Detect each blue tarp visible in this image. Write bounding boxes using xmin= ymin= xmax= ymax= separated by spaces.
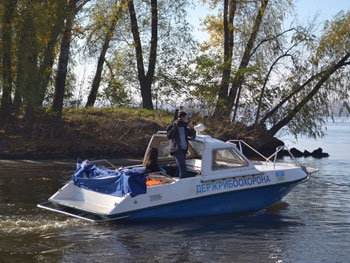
xmin=72 ymin=159 xmax=147 ymax=197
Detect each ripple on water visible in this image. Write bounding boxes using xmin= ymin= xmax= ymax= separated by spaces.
xmin=0 ymin=215 xmax=86 ymax=235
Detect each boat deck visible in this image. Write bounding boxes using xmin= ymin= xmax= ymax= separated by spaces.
xmin=253 ymin=161 xmax=298 ymax=171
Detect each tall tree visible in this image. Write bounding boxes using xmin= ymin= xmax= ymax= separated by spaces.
xmin=198 ymin=1 xmax=350 ymax=137
xmin=52 ymin=0 xmax=90 ymax=119
xmin=93 ymin=0 xmax=194 ymax=109
xmin=214 ymin=0 xmax=236 ymax=121
xmin=127 ymin=0 xmax=158 ymax=109
xmin=213 ymin=0 xmax=269 ymax=121
xmin=16 ymin=2 xmax=40 ymax=122
xmin=264 ymin=11 xmax=350 ymax=136
xmin=37 ymin=0 xmax=67 ymax=106
xmin=267 ymin=53 xmax=350 ymax=136
xmin=0 ymin=0 xmax=17 ymax=121
xmin=1 ymin=0 xmax=68 ymax=122
xmin=85 ymin=0 xmax=129 ymax=107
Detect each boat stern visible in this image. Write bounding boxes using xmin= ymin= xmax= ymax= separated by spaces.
xmin=38 ymin=180 xmax=127 ymax=222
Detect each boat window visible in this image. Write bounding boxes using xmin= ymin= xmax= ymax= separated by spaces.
xmin=212 ymin=148 xmax=248 ymax=170
xmin=158 ymin=141 xmax=172 ymax=158
xmin=158 ymin=140 xmax=201 ymax=159
xmin=188 ymin=140 xmax=204 ymax=156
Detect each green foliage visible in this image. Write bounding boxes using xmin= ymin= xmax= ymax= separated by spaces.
xmin=0 ymin=0 xmax=68 ymax=119
xmin=1 ymin=0 xmax=349 ymax=140
xmin=62 ymin=107 xmax=172 ymax=125
xmin=101 ymin=78 xmax=131 ymax=107
xmin=316 ymin=11 xmax=350 ymax=61
xmin=191 ymin=1 xmax=350 ymax=138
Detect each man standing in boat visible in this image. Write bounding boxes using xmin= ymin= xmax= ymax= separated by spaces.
xmin=167 ymin=109 xmax=196 ymax=178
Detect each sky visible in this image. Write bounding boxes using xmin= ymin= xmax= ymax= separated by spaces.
xmin=188 ymin=0 xmax=350 ymax=41
xmin=295 ymin=0 xmax=349 ymax=23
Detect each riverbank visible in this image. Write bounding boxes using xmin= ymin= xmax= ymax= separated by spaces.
xmin=0 ymin=108 xmax=169 ymax=161
xmin=1 ymin=108 xmax=327 ymax=164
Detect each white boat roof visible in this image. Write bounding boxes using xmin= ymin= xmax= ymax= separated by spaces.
xmin=151 ymin=131 xmax=260 ymax=180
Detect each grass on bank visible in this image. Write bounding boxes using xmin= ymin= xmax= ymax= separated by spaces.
xmin=0 ymin=108 xmax=174 ymax=160
xmin=0 ymin=107 xmax=282 ymax=160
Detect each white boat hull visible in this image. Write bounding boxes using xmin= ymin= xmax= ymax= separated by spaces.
xmin=39 ymin=163 xmax=310 ymax=222
xmin=38 ymin=132 xmax=316 ymax=222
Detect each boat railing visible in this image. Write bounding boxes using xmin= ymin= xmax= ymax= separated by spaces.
xmin=227 ymin=140 xmax=302 ymax=169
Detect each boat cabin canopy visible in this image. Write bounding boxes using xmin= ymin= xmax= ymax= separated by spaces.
xmin=144 ymin=132 xmax=260 ymax=180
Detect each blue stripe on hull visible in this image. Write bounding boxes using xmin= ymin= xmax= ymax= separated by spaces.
xmin=113 ymin=181 xmax=300 ymax=221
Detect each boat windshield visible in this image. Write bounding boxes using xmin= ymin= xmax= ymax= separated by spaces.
xmin=157 ymin=140 xmax=204 ymax=159
xmin=158 ymin=141 xmax=172 ymax=158
xmin=188 ymin=140 xmax=204 ymax=156
xmin=212 ymin=148 xmax=248 ymax=170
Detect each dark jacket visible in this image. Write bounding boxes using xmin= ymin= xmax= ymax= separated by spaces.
xmin=167 ymin=121 xmax=196 ymax=155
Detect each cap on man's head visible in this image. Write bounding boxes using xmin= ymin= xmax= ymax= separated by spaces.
xmin=178 ymin=111 xmax=187 ymax=118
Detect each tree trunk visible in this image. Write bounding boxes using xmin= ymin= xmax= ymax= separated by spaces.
xmin=37 ymin=2 xmax=66 ymax=106
xmin=85 ymin=0 xmax=128 ymax=107
xmin=85 ymin=26 xmax=115 ymax=107
xmin=52 ymin=11 xmax=74 ymax=118
xmin=214 ymin=0 xmax=269 ymax=122
xmin=52 ymin=0 xmax=89 ymax=118
xmin=268 ymin=53 xmax=350 ymax=136
xmin=214 ymin=0 xmax=236 ymax=120
xmin=15 ymin=6 xmax=39 ymax=123
xmin=128 ymin=0 xmax=158 ymax=110
xmin=230 ymin=0 xmax=268 ymax=122
xmin=0 ymin=0 xmax=17 ymax=121
xmin=254 ymin=54 xmax=292 ymax=126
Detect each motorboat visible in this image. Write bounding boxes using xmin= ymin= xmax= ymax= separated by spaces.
xmin=38 ymin=127 xmax=317 ymax=223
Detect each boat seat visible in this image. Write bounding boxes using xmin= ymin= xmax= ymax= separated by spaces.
xmin=145 ymin=172 xmax=176 ymax=187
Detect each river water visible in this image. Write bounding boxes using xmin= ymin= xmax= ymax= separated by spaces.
xmin=1 ymin=119 xmax=350 ymax=263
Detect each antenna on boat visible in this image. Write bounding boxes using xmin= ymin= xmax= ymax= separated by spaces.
xmin=194 ymin=123 xmax=205 ymax=135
